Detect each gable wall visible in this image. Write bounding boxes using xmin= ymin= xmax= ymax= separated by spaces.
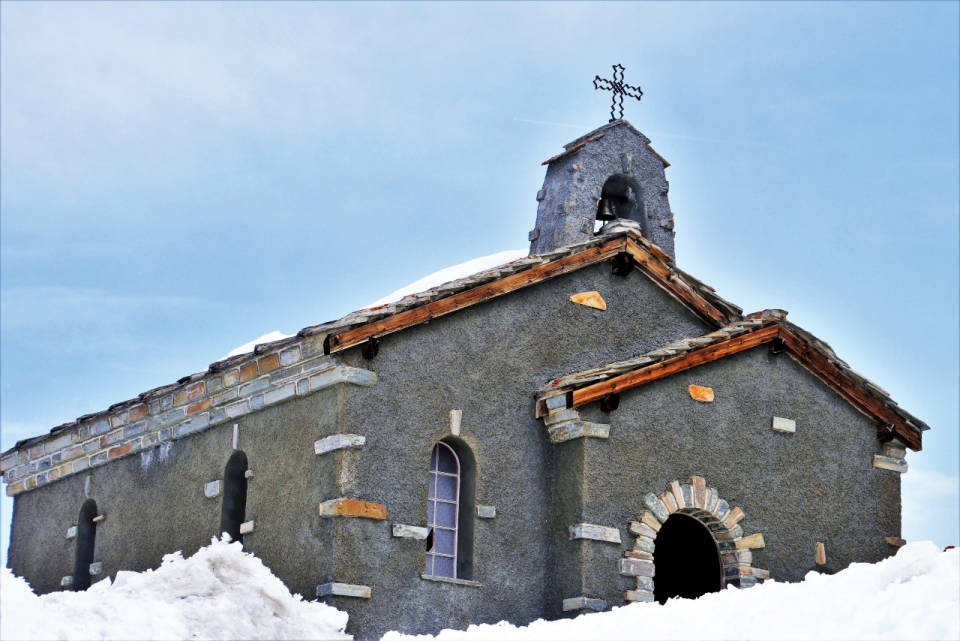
xmin=573 ymin=345 xmax=901 ymax=603
xmin=328 ymin=260 xmax=711 ymax=637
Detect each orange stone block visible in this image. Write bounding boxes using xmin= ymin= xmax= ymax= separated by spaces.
xmin=108 ymin=443 xmax=135 ymax=459
xmin=336 ymin=499 xmax=388 ymax=520
xmin=185 ymin=381 xmax=205 ymax=401
xmin=569 ymin=291 xmax=607 ymax=310
xmin=187 ymin=398 xmax=212 ymax=415
xmin=128 ymin=404 xmax=148 ymax=421
xmin=258 ymin=354 xmax=280 ymax=374
xmin=239 ymin=362 xmax=259 ymax=382
xmin=688 ymin=385 xmax=714 ymax=402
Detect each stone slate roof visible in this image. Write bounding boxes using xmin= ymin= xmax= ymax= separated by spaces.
xmin=537 ymin=311 xmax=928 ymax=450
xmin=3 ymin=226 xmax=740 ymax=459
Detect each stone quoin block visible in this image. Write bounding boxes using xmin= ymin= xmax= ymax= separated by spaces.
xmin=476 ymin=505 xmax=496 ymax=519
xmin=61 ymin=576 xmax=73 ymax=587
xmin=569 ymin=523 xmax=621 ymax=543
xmin=688 ymin=385 xmax=714 ymax=402
xmin=66 ymin=526 xmax=77 ymax=539
xmin=239 ymin=520 xmax=255 ymax=535
xmin=318 ymin=498 xmax=387 ymax=520
xmin=89 ymin=562 xmax=102 ymax=575
xmin=204 ymin=480 xmax=222 ymax=498
xmin=547 ymin=421 xmax=609 ymax=443
xmin=562 ymin=596 xmax=607 ymax=612
xmin=753 ymin=568 xmax=771 ymax=580
xmin=873 ymin=455 xmax=908 ymax=473
xmin=316 ymin=582 xmax=371 ymax=599
xmin=314 ymin=434 xmax=366 ymax=456
xmin=543 ymin=407 xmax=579 ymax=426
xmin=772 ymin=416 xmax=796 ymax=433
xmin=543 ymin=395 xmax=567 ymax=412
xmin=392 ymin=524 xmax=429 ymax=539
xmin=309 ymin=365 xmax=377 ymax=392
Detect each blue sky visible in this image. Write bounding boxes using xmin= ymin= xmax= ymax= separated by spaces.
xmin=2 ymin=2 xmax=957 ymax=562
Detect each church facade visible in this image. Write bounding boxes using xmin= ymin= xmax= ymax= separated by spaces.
xmin=3 ymin=120 xmax=926 ymax=639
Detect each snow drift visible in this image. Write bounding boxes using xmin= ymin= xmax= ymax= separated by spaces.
xmin=384 ymin=542 xmax=959 ymax=641
xmin=0 ymin=536 xmax=350 ymax=641
xmin=2 ymin=540 xmax=956 ymax=641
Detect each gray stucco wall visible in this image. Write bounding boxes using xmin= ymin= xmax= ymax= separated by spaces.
xmin=573 ymin=345 xmax=901 ymax=604
xmin=7 ymin=256 xmax=900 ymax=640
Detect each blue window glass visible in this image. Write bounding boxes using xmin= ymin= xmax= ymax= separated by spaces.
xmin=426 ymin=442 xmax=460 ymax=578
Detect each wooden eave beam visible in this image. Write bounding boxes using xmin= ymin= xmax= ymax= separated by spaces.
xmin=571 ymin=325 xmax=779 ymax=408
xmin=326 ymin=238 xmax=629 ymax=354
xmin=623 ymin=243 xmax=730 ymax=326
xmin=776 ymin=327 xmax=921 ymax=451
xmin=568 ymin=323 xmax=921 ymax=451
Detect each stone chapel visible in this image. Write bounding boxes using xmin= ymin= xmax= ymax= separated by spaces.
xmin=3 ymin=118 xmax=928 ymax=639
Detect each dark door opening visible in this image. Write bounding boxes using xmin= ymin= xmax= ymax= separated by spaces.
xmin=220 ymin=450 xmax=248 ymax=544
xmin=72 ymin=499 xmax=98 ymax=591
xmin=653 ymin=512 xmax=722 ymax=604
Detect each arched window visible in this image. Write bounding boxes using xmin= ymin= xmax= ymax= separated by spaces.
xmin=426 ymin=439 xmax=475 ymax=580
xmin=595 ymin=174 xmax=647 ymax=235
xmin=220 ymin=450 xmax=248 ymax=544
xmin=72 ymin=499 xmax=98 ymax=591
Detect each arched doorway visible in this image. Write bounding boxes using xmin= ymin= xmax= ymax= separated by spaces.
xmin=653 ymin=512 xmax=722 ymax=604
xmin=220 ymin=450 xmax=248 ymax=544
xmin=72 ymin=499 xmax=98 ymax=591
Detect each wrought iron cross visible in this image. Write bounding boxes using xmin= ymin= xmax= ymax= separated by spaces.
xmin=593 ymin=64 xmax=643 ymax=122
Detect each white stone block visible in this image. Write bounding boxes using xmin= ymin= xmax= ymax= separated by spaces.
xmin=563 ymin=596 xmax=607 ymax=611
xmin=239 ymin=520 xmax=255 ymax=534
xmin=569 ymin=523 xmax=621 ymax=543
xmin=61 ymin=576 xmax=73 ymax=587
xmin=449 ymin=409 xmax=462 ymax=436
xmin=314 ymin=434 xmax=366 ymax=456
xmin=392 ymin=523 xmax=429 ymax=539
xmin=204 ymin=480 xmax=222 ymax=498
xmin=476 ymin=505 xmax=496 ymax=519
xmin=873 ymin=455 xmax=908 ymax=473
xmin=772 ymin=417 xmax=796 ymax=433
xmin=89 ymin=562 xmax=102 ymax=575
xmin=66 ymin=526 xmax=77 ymax=539
xmin=316 ymin=582 xmax=371 ymax=598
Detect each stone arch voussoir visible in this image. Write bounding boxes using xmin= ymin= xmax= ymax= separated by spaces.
xmin=621 ymin=476 xmax=769 ymax=603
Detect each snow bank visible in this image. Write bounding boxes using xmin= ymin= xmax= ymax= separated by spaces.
xmin=0 ymin=536 xmax=350 ymax=641
xmin=384 ymin=542 xmax=959 ymax=641
xmin=365 ymin=249 xmax=528 ymax=308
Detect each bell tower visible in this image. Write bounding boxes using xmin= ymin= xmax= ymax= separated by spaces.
xmin=527 ymin=119 xmax=675 ymax=259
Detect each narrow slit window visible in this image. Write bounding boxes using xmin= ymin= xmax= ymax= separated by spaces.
xmin=426 ymin=441 xmax=459 ymax=579
xmin=72 ymin=499 xmax=98 ymax=591
xmin=220 ymin=450 xmax=248 ymax=544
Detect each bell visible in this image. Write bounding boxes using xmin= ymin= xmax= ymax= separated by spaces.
xmin=596 ymin=198 xmax=615 ymax=221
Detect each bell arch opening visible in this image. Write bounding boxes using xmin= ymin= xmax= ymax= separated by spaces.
xmin=594 ymin=174 xmax=647 ymax=236
xmin=653 ymin=512 xmax=723 ymax=604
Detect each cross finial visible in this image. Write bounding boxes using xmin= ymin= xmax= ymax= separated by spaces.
xmin=593 ymin=64 xmax=643 ymax=122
